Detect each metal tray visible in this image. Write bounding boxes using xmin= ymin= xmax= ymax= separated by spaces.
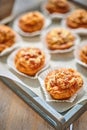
xmin=0 ymin=5 xmax=87 ymax=130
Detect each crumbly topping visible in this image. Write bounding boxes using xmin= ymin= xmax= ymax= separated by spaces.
xmin=48 ymin=0 xmax=69 ymax=8
xmin=16 ymin=48 xmax=45 ymax=69
xmin=19 ymin=11 xmax=44 ymax=26
xmin=45 ymin=68 xmax=83 ymax=91
xmin=0 ymin=25 xmax=15 ymax=44
xmin=46 ymin=28 xmax=75 ymax=45
xmin=81 ymin=46 xmax=87 ymax=56
xmin=67 ymin=9 xmax=87 ymax=26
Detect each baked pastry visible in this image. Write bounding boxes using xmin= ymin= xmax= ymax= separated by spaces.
xmin=66 ymin=9 xmax=87 ymax=28
xmin=0 ymin=25 xmax=15 ymax=52
xmin=45 ymin=28 xmax=75 ymax=50
xmin=45 ymin=68 xmax=83 ymax=100
xmin=19 ymin=11 xmax=45 ymax=33
xmin=46 ymin=0 xmax=70 ymax=14
xmin=80 ymin=45 xmax=87 ymax=64
xmin=15 ymin=48 xmax=45 ymax=76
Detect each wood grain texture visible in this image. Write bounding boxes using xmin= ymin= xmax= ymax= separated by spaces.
xmin=0 ymin=80 xmax=55 ymax=130
xmin=73 ymin=111 xmax=87 ymax=130
xmin=0 ymin=80 xmax=70 ymax=130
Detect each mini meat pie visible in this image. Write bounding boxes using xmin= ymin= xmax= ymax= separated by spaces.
xmin=80 ymin=45 xmax=87 ymax=64
xmin=0 ymin=25 xmax=15 ymax=52
xmin=46 ymin=0 xmax=70 ymax=14
xmin=15 ymin=48 xmax=45 ymax=76
xmin=19 ymin=11 xmax=45 ymax=33
xmin=45 ymin=68 xmax=83 ymax=100
xmin=45 ymin=28 xmax=75 ymax=50
xmin=66 ymin=9 xmax=87 ymax=28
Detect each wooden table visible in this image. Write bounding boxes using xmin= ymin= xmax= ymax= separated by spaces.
xmin=0 ymin=79 xmax=55 ymax=130
xmin=0 ymin=70 xmax=87 ymax=130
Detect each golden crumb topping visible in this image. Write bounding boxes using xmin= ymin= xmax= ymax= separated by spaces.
xmin=15 ymin=47 xmax=46 ymax=76
xmin=0 ymin=25 xmax=15 ymax=44
xmin=45 ymin=68 xmax=83 ymax=91
xmin=15 ymin=48 xmax=45 ymax=69
xmin=19 ymin=11 xmax=44 ymax=26
xmin=67 ymin=9 xmax=87 ymax=28
xmin=46 ymin=28 xmax=75 ymax=50
xmin=19 ymin=11 xmax=45 ymax=32
xmin=49 ymin=0 xmax=69 ymax=7
xmin=0 ymin=25 xmax=15 ymax=52
xmin=80 ymin=45 xmax=87 ymax=64
xmin=81 ymin=46 xmax=87 ymax=56
xmin=46 ymin=0 xmax=70 ymax=13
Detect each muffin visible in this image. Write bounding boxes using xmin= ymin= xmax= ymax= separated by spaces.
xmin=80 ymin=45 xmax=87 ymax=64
xmin=45 ymin=28 xmax=75 ymax=50
xmin=46 ymin=0 xmax=70 ymax=14
xmin=45 ymin=68 xmax=83 ymax=100
xmin=15 ymin=48 xmax=45 ymax=76
xmin=19 ymin=11 xmax=45 ymax=33
xmin=0 ymin=25 xmax=15 ymax=52
xmin=66 ymin=9 xmax=87 ymax=28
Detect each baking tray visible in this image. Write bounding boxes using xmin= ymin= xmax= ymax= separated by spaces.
xmin=0 ymin=4 xmax=87 ymax=130
xmin=0 ymin=35 xmax=87 ymax=130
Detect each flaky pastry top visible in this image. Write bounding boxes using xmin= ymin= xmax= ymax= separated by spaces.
xmin=0 ymin=25 xmax=15 ymax=44
xmin=46 ymin=0 xmax=70 ymax=13
xmin=15 ymin=48 xmax=45 ymax=69
xmin=80 ymin=45 xmax=87 ymax=64
xmin=67 ymin=9 xmax=87 ymax=28
xmin=81 ymin=46 xmax=87 ymax=56
xmin=19 ymin=11 xmax=44 ymax=26
xmin=45 ymin=68 xmax=83 ymax=91
xmin=46 ymin=28 xmax=75 ymax=50
xmin=48 ymin=0 xmax=69 ymax=8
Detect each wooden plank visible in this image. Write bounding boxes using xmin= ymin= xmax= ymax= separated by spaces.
xmin=73 ymin=111 xmax=87 ymax=130
xmin=0 ymin=79 xmax=71 ymax=130
xmin=0 ymin=80 xmax=55 ymax=130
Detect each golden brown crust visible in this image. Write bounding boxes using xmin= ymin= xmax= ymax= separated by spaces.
xmin=0 ymin=25 xmax=15 ymax=52
xmin=46 ymin=0 xmax=70 ymax=14
xmin=46 ymin=28 xmax=75 ymax=50
xmin=80 ymin=45 xmax=87 ymax=64
xmin=19 ymin=11 xmax=45 ymax=33
xmin=67 ymin=9 xmax=87 ymax=28
xmin=45 ymin=68 xmax=83 ymax=100
xmin=15 ymin=48 xmax=45 ymax=76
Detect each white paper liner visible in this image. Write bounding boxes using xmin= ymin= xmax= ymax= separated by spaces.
xmin=7 ymin=46 xmax=51 ymax=79
xmin=74 ymin=40 xmax=87 ymax=68
xmin=41 ymin=27 xmax=80 ymax=54
xmin=0 ymin=33 xmax=22 ymax=56
xmin=62 ymin=19 xmax=87 ymax=35
xmin=41 ymin=1 xmax=75 ymax=19
xmin=38 ymin=65 xmax=85 ymax=103
xmin=13 ymin=15 xmax=52 ymax=37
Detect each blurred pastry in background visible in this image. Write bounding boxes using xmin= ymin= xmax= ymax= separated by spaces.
xmin=45 ymin=0 xmax=70 ymax=14
xmin=45 ymin=68 xmax=83 ymax=100
xmin=80 ymin=45 xmax=87 ymax=64
xmin=19 ymin=11 xmax=45 ymax=33
xmin=45 ymin=28 xmax=75 ymax=50
xmin=0 ymin=25 xmax=15 ymax=52
xmin=15 ymin=47 xmax=45 ymax=76
xmin=66 ymin=9 xmax=87 ymax=28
